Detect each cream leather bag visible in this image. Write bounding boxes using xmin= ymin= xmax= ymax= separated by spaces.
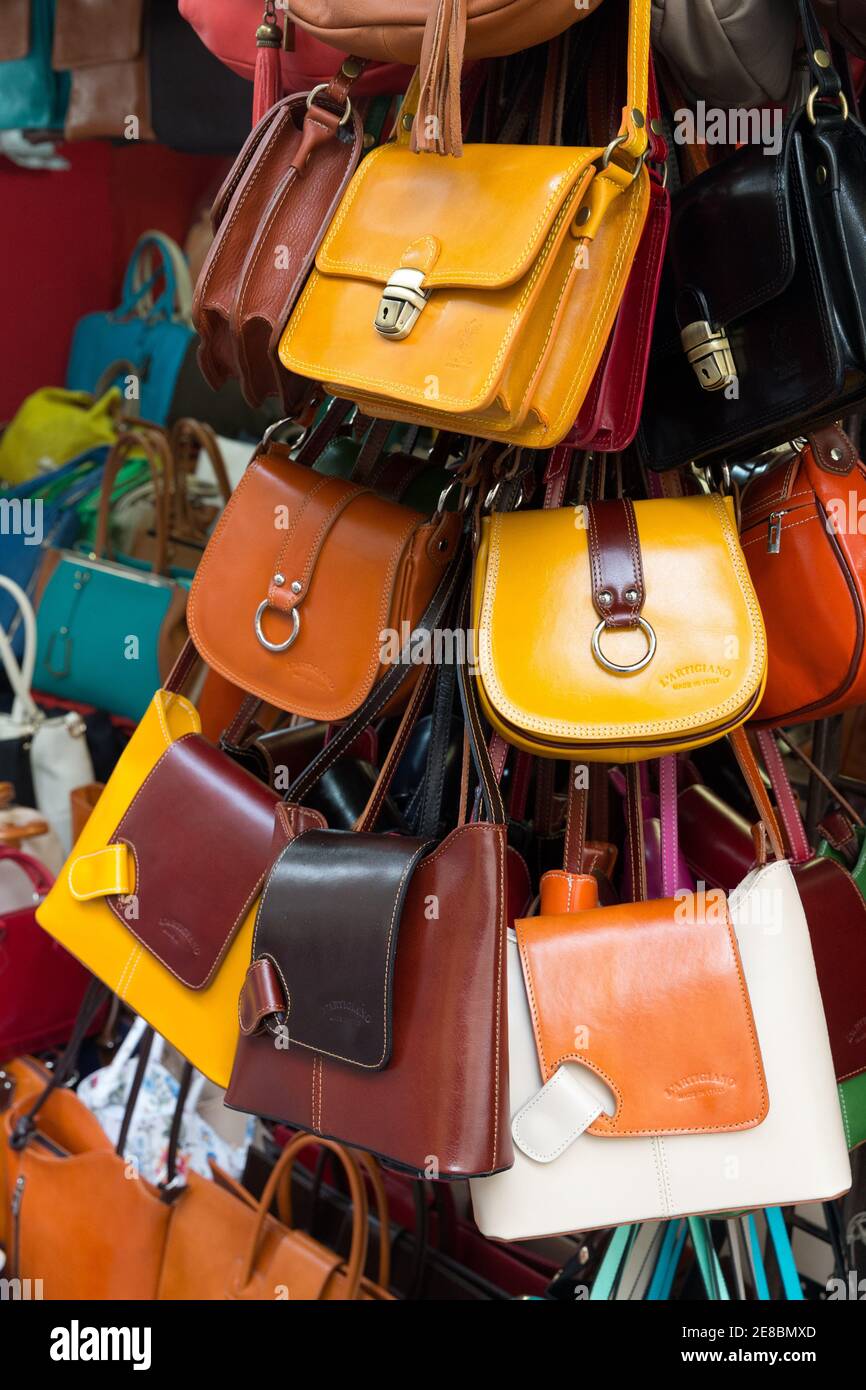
xmin=469 ymin=756 xmax=850 ymax=1239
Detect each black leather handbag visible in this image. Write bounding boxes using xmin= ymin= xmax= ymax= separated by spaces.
xmin=639 ymin=0 xmax=866 ymax=471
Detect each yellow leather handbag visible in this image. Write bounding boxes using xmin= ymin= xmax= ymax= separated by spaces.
xmin=35 ymin=687 xmax=323 ymax=1086
xmin=472 ymin=494 xmax=767 ymax=761
xmin=278 ymin=0 xmax=653 ymax=449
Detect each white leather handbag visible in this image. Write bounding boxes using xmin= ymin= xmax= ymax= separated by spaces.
xmin=470 ymin=857 xmax=851 ymax=1240
xmin=0 ymin=574 xmax=94 ymax=854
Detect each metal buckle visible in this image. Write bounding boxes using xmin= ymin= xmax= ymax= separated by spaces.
xmin=806 ymin=86 xmax=849 ymax=126
xmin=375 ymin=268 xmax=430 ymax=340
xmin=305 ymin=83 xmax=352 ymax=128
xmin=591 ymin=618 xmax=657 ymax=675
xmin=680 ymin=320 xmax=737 ymax=392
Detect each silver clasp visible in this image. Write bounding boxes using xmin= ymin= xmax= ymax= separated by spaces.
xmin=680 ymin=319 xmax=737 ymax=392
xmin=374 ymin=268 xmax=430 ymax=340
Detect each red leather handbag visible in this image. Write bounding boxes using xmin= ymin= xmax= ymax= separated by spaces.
xmin=740 ymin=425 xmax=866 ymax=726
xmin=0 ymin=847 xmax=103 ymax=1059
xmin=178 ymin=0 xmax=411 ymax=100
xmin=567 ymin=50 xmax=670 ymax=452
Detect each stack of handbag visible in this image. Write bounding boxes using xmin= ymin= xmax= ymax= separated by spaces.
xmin=4 ymin=0 xmax=866 ymax=1304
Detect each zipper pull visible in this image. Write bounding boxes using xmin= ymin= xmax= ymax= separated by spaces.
xmin=11 ymin=1174 xmax=25 ymax=1216
xmin=767 ymin=512 xmax=782 ymax=554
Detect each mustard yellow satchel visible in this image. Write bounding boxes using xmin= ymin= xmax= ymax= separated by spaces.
xmin=278 ymin=0 xmax=653 ymax=449
xmin=472 ymin=494 xmax=767 ymax=762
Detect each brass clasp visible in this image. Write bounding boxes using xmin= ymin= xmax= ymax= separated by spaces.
xmin=374 ymin=269 xmax=430 ymax=340
xmin=680 ymin=319 xmax=737 ymax=392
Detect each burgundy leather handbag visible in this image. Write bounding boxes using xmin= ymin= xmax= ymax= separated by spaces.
xmin=226 ymin=597 xmax=515 ymax=1180
xmin=0 ymin=847 xmax=102 ymax=1059
xmin=193 ymin=62 xmax=366 ymax=412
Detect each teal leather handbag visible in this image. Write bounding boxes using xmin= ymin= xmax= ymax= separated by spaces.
xmin=32 ymin=428 xmax=189 ymax=722
xmin=0 ymin=0 xmax=69 ymax=131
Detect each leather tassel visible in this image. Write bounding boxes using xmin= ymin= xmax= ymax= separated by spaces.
xmin=413 ymin=0 xmax=466 ymax=157
xmin=253 ymin=10 xmax=283 ymax=127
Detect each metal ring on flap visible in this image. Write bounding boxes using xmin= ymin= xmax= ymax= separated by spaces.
xmin=254 ymin=600 xmax=300 ymax=653
xmin=806 ymin=85 xmax=849 ymax=125
xmin=306 ymin=83 xmax=352 ymax=127
xmin=591 ymin=618 xmax=656 ymax=675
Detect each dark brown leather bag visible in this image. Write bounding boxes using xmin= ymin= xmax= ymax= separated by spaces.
xmin=52 ymin=0 xmax=154 ymax=142
xmin=193 ymin=62 xmax=364 ymax=412
xmin=814 ymin=0 xmax=866 ymax=59
xmin=225 ymin=596 xmax=514 ymax=1180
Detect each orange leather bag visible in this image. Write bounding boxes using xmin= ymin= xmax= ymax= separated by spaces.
xmin=187 ymin=438 xmax=460 ymax=720
xmin=1 ymin=999 xmax=174 ymax=1301
xmin=159 ymin=1132 xmax=393 ymax=1300
xmin=740 ymin=425 xmax=866 ymax=726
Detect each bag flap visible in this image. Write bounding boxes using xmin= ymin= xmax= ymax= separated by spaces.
xmin=99 ymin=734 xmax=323 ymax=989
xmin=52 ymin=0 xmax=145 ymax=69
xmin=794 ymin=855 xmax=866 ymax=1084
xmin=516 ymin=896 xmax=768 ymax=1136
xmin=244 ymin=828 xmax=431 ymax=1070
xmin=658 ymin=129 xmax=796 ymax=350
xmin=316 ymin=142 xmax=599 ymax=290
xmin=188 ymin=450 xmax=455 ymax=720
xmin=474 ymin=494 xmax=766 ymax=746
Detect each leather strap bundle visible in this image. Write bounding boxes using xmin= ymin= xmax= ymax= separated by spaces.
xmin=187 ymin=437 xmax=460 ymax=720
xmin=472 ymin=491 xmax=767 ymax=761
xmin=640 ymin=0 xmax=866 ymax=469
xmin=287 ymin=0 xmax=604 ymax=156
xmin=278 ymin=0 xmax=653 ymax=447
xmin=193 ymin=60 xmax=367 ymax=412
xmin=739 ymin=425 xmax=866 ymax=726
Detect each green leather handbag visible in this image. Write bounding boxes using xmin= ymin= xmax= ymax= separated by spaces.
xmin=32 ymin=428 xmax=188 ymax=723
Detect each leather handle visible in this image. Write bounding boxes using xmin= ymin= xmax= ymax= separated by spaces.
xmin=94 ymin=425 xmax=171 ymax=576
xmin=456 ymin=592 xmax=506 ymax=826
xmin=0 ymin=845 xmax=54 ymax=896
xmin=798 ymin=0 xmax=842 ymax=98
xmin=728 ymin=727 xmax=787 ymax=862
xmin=754 ymin=728 xmax=812 ymax=864
xmin=169 ymin=418 xmax=233 ymax=506
xmin=237 ymin=1133 xmax=369 ymax=1299
xmin=276 ymin=1146 xmax=391 ymax=1292
xmin=625 ymin=763 xmax=647 ymax=902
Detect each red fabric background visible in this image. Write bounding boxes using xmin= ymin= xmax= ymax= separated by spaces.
xmin=0 ymin=140 xmax=227 ymax=421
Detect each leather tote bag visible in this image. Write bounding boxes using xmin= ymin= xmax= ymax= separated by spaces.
xmin=224 ymin=588 xmax=513 ymax=1180
xmin=739 ymin=425 xmax=866 ymax=726
xmin=639 ymin=0 xmax=866 ymax=470
xmin=187 ymin=435 xmax=460 ymax=720
xmin=0 ymin=388 xmax=116 ymax=486
xmin=159 ymin=1131 xmax=390 ymax=1300
xmin=31 ymin=428 xmax=189 ymax=723
xmin=34 ymin=664 xmax=326 ymax=1088
xmin=0 ymin=846 xmax=101 ymax=1060
xmin=66 ymin=234 xmax=194 ymax=425
xmin=179 ymin=0 xmax=411 ymax=98
xmin=470 ymin=737 xmax=850 ymax=1239
xmin=0 ymin=0 xmax=68 ymax=132
xmin=2 ymin=988 xmax=174 ymax=1300
xmin=471 ymin=492 xmax=766 ymax=762
xmin=0 ymin=575 xmax=94 ymax=853
xmin=278 ymin=0 xmax=653 ymax=446
xmin=193 ymin=63 xmax=366 ymax=413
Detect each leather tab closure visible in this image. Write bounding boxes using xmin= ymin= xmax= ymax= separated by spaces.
xmin=808 ymin=424 xmax=857 ymax=476
xmin=68 ymin=845 xmax=134 ymax=902
xmin=266 ymin=475 xmax=370 ymax=617
xmin=516 ymin=897 xmax=768 ymax=1138
xmin=239 ymin=959 xmax=286 ymax=1036
xmin=251 ymin=829 xmax=432 ymax=1070
xmin=586 ymin=499 xmax=645 ymax=628
xmin=511 ymin=1064 xmax=604 ymax=1164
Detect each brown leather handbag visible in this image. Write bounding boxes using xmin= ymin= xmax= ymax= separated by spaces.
xmin=193 ymin=62 xmax=365 ymax=412
xmin=52 ymin=0 xmax=154 ymax=142
xmin=187 ymin=437 xmax=461 ymax=721
xmin=159 ymin=1132 xmax=392 ymax=1299
xmin=225 ymin=623 xmax=514 ymax=1180
xmin=288 ymin=0 xmax=603 ymax=153
xmin=740 ymin=425 xmax=866 ymax=726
